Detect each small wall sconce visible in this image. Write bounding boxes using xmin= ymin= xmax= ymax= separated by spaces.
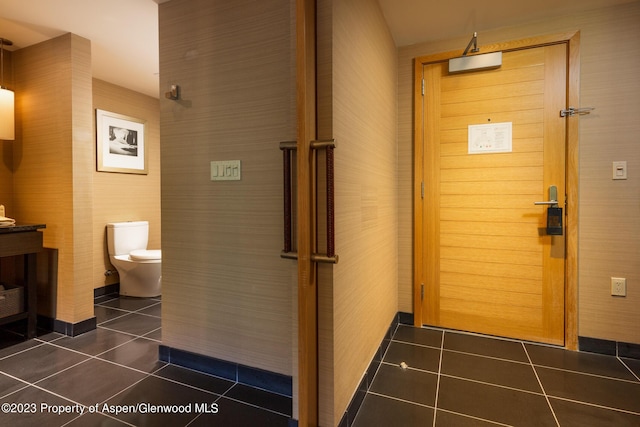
xmin=165 ymin=84 xmax=180 ymax=100
xmin=0 ymin=37 xmax=14 ymax=140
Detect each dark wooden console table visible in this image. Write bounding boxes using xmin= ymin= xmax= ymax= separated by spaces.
xmin=0 ymin=224 xmax=46 ymax=339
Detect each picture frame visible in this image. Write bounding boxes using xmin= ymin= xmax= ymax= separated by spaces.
xmin=96 ymin=109 xmax=148 ymax=174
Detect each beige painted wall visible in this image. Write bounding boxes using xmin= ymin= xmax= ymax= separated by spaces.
xmin=158 ymin=0 xmax=296 ymax=378
xmin=13 ymin=34 xmax=94 ymax=324
xmin=398 ymin=1 xmax=640 ymax=344
xmin=318 ymin=0 xmax=398 ymax=424
xmin=92 ymin=79 xmax=161 ymax=290
xmin=0 ymin=50 xmax=13 ymax=213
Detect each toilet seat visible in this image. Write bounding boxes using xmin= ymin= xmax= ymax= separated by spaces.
xmin=129 ymin=249 xmax=162 ymax=261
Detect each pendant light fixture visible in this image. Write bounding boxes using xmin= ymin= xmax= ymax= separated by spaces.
xmin=0 ymin=38 xmax=15 ymax=141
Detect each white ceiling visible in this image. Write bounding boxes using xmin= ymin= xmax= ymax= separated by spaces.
xmin=0 ymin=0 xmax=636 ymax=99
xmin=0 ymin=0 xmax=160 ymax=98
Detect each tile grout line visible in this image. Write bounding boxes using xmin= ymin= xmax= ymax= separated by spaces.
xmin=531 ymin=362 xmax=640 ymax=384
xmin=366 ymin=390 xmax=510 ymax=427
xmin=522 ymin=342 xmax=561 ymax=427
xmin=394 ymin=336 xmax=640 ymax=385
xmin=149 ymin=365 xmax=293 ymax=419
xmin=95 ymin=310 xmax=134 ymax=326
xmin=92 ymin=370 xmax=156 ymax=416
xmin=45 ymin=330 xmax=138 ymax=358
xmin=148 ymin=364 xmax=233 ymax=398
xmin=0 ymin=340 xmax=47 ymax=361
xmin=618 ymin=357 xmax=640 ymax=382
xmin=96 ymin=306 xmax=162 ymax=323
xmin=549 ymin=394 xmax=640 ymax=417
xmin=37 ymin=332 xmax=167 ymax=379
xmin=0 ymin=356 xmax=94 ymax=400
xmin=392 ymin=337 xmax=532 ymax=366
xmin=140 ymin=326 xmax=162 ymax=342
xmin=4 ymin=352 xmax=186 ymax=423
xmin=184 ymin=412 xmax=203 ymax=427
xmin=432 ymin=330 xmax=445 ymax=427
xmin=28 ymin=381 xmax=136 ymax=427
xmin=367 ymin=390 xmax=436 ymax=410
xmin=43 ymin=348 xmax=152 ymax=380
xmin=0 ymin=372 xmax=34 ymax=400
xmin=381 ymin=359 xmax=547 ymax=398
xmin=131 ymin=301 xmax=162 ymax=317
xmin=436 ymin=407 xmax=512 ymax=427
xmin=97 ymin=324 xmax=158 ymax=340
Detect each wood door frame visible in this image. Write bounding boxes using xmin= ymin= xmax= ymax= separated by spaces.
xmin=297 ymin=0 xmax=319 ymax=424
xmin=413 ymin=32 xmax=580 ymax=350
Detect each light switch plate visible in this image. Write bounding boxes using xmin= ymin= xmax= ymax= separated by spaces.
xmin=211 ymin=160 xmax=241 ymax=181
xmin=612 ymin=161 xmax=627 ymax=180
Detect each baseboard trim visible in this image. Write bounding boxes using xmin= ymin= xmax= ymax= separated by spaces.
xmin=579 ymin=336 xmax=640 ymax=359
xmin=337 ymin=311 xmax=410 ymax=427
xmin=398 ymin=311 xmax=414 ymax=326
xmin=38 ymin=315 xmax=97 ymax=337
xmin=94 ymin=284 xmax=119 ymax=298
xmin=158 ymin=345 xmax=293 ymax=397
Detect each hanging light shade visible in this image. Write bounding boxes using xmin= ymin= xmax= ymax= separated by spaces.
xmin=0 ymin=38 xmax=14 ymax=141
xmin=0 ymin=88 xmax=14 ymax=140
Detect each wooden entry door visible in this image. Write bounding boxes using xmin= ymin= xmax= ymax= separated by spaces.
xmin=416 ymin=42 xmax=570 ymax=346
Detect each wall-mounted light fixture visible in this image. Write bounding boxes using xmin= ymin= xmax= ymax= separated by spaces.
xmin=0 ymin=37 xmax=14 ymax=140
xmin=448 ymin=32 xmax=502 ymax=74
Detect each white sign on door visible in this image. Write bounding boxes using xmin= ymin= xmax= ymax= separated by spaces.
xmin=468 ymin=122 xmax=512 ymax=154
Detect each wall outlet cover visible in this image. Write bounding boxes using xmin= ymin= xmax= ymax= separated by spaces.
xmin=611 ymin=277 xmax=626 ymax=297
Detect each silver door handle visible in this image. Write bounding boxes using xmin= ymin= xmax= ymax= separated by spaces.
xmin=535 ymin=185 xmax=559 ymax=207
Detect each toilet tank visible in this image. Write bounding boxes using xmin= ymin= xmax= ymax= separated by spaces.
xmin=106 ymin=221 xmax=149 ymax=256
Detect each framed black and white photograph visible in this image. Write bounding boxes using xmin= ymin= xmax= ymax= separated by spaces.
xmin=96 ymin=109 xmax=147 ymax=174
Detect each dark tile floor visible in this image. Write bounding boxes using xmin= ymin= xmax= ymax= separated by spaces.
xmin=3 ymin=299 xmax=640 ymax=427
xmin=353 ymin=324 xmax=640 ymax=427
xmin=0 ymin=294 xmax=292 ymax=427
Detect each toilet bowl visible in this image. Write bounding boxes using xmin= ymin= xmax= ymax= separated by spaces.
xmin=106 ymin=221 xmax=161 ymax=297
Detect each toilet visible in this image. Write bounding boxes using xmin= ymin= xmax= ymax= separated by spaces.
xmin=106 ymin=221 xmax=161 ymax=297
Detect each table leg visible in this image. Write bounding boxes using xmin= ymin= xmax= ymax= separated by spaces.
xmin=25 ymin=253 xmax=38 ymax=338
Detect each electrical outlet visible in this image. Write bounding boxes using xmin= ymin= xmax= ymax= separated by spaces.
xmin=611 ymin=277 xmax=626 ymax=297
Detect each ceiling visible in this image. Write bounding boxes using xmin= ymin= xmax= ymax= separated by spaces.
xmin=0 ymin=0 xmax=636 ymax=99
xmin=0 ymin=0 xmax=161 ymax=98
